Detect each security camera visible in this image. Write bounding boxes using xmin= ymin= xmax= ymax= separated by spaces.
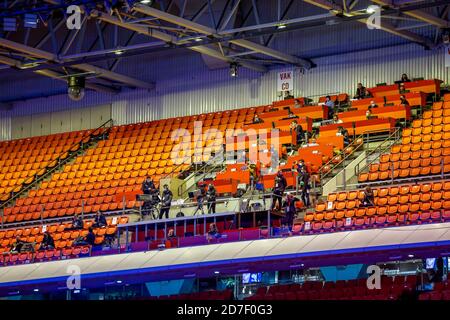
xmin=67 ymin=76 xmax=85 ymax=101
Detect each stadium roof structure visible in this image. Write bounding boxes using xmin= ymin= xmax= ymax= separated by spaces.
xmin=0 ymin=0 xmax=449 ymax=100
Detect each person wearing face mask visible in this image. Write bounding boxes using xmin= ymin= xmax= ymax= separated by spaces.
xmin=159 ymin=184 xmax=173 ymax=219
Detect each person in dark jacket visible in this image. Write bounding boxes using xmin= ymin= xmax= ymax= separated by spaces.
xmin=400 ymin=95 xmax=410 ymax=106
xmin=69 ymin=213 xmax=83 ymax=230
xmin=253 ymin=114 xmax=264 ymax=124
xmin=298 ymin=167 xmax=311 ymax=207
xmin=338 ymin=126 xmax=350 ymax=147
xmin=361 ymin=186 xmax=375 ymax=207
xmin=159 ymin=184 xmax=173 ymax=219
xmin=142 ymin=176 xmax=155 ymax=195
xmin=271 ymin=171 xmax=287 ymax=211
xmin=400 ymin=73 xmax=411 ymax=83
xmin=193 ymin=186 xmax=206 ymax=215
xmin=75 ymin=227 xmax=96 ymax=246
xmin=85 ymin=227 xmax=96 ymax=245
xmin=354 ymin=83 xmax=371 ymax=99
xmin=93 ymin=211 xmax=107 ymax=228
xmin=41 ymin=231 xmax=55 ymax=250
xmin=206 ymin=184 xmax=217 ymax=214
xmin=290 ymin=120 xmax=305 ymax=146
xmin=10 ymin=236 xmax=26 ymax=253
xmin=283 ymin=193 xmax=299 ymax=228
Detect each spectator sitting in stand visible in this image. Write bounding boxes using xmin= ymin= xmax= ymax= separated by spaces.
xmin=252 ymin=114 xmax=264 ymax=124
xmin=366 ymin=106 xmax=374 ymax=119
xmin=40 ymin=231 xmax=55 ymax=250
xmin=354 ymin=83 xmax=371 ymax=99
xmin=284 ymin=91 xmax=294 ymax=100
xmin=399 ymin=84 xmax=409 ymax=94
xmin=281 ymin=110 xmax=298 ymax=120
xmin=337 ymin=126 xmax=350 ymax=147
xmin=400 ymin=95 xmax=410 ymax=106
xmin=207 ymin=223 xmax=221 ymax=241
xmin=167 ymin=228 xmax=176 ymax=240
xmin=93 ymin=211 xmax=107 ymax=228
xmin=142 ymin=176 xmax=155 ymax=195
xmin=290 ymin=120 xmax=305 ymax=146
xmin=332 ymin=114 xmax=343 ymax=124
xmin=361 ymin=186 xmax=375 ymax=207
xmin=399 ymin=73 xmax=411 ymax=83
xmin=10 ymin=236 xmax=26 ymax=253
xmin=74 ymin=227 xmax=96 ymax=246
xmin=369 ymin=100 xmax=379 ymax=108
xmin=68 ymin=213 xmax=84 ymax=230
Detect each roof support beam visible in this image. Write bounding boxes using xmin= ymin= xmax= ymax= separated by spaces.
xmin=303 ymin=0 xmax=435 ymax=48
xmin=371 ymin=0 xmax=450 ymax=28
xmin=95 ymin=11 xmax=267 ymax=72
xmin=0 ymin=38 xmax=155 ymax=89
xmin=133 ymin=4 xmax=313 ymax=69
xmin=220 ymin=0 xmax=241 ymax=30
xmin=0 ymin=55 xmax=117 ymax=93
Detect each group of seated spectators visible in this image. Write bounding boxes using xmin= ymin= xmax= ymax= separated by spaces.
xmin=7 ymin=211 xmax=111 ymax=254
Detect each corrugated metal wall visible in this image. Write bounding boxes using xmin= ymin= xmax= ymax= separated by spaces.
xmin=0 ymin=43 xmax=447 ymax=140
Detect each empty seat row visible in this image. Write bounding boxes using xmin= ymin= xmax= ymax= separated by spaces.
xmin=309 ymin=202 xmax=450 ymax=221
xmin=359 ymin=166 xmax=450 ymax=182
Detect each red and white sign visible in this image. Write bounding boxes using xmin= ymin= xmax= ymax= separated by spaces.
xmin=277 ymin=70 xmax=293 ymax=92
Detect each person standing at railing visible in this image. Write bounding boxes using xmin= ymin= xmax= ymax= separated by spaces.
xmin=293 ymin=159 xmax=306 ymax=192
xmin=193 ymin=185 xmax=206 ymax=215
xmin=271 ymin=171 xmax=287 ymax=212
xmin=300 ymin=167 xmax=311 ymax=207
xmin=206 ymin=184 xmax=217 ymax=214
xmin=283 ymin=193 xmax=299 ymax=229
xmin=159 ymin=184 xmax=173 ymax=219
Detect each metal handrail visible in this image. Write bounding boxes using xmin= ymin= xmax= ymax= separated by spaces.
xmin=176 ymin=153 xmax=225 ymax=197
xmin=353 ymin=127 xmax=402 ymax=178
xmin=0 ymin=119 xmax=114 ymax=211
xmin=317 ymin=132 xmax=366 ymax=182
